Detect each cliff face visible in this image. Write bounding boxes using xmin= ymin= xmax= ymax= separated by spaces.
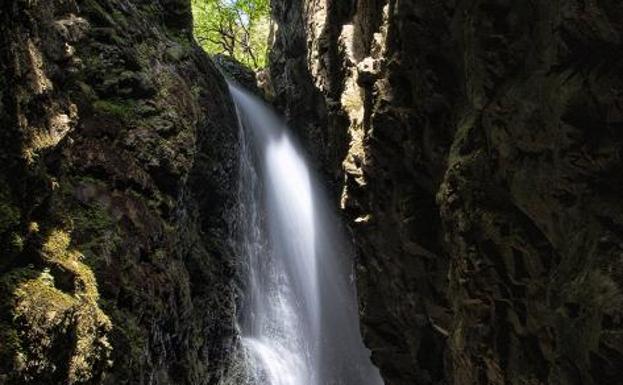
xmin=0 ymin=1 xmax=240 ymax=384
xmin=270 ymin=1 xmax=623 ymax=384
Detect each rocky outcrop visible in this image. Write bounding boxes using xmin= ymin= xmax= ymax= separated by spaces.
xmin=212 ymin=54 xmax=273 ymax=102
xmin=212 ymin=54 xmax=259 ymax=95
xmin=270 ymin=1 xmax=623 ymax=384
xmin=0 ymin=1 xmax=240 ymax=384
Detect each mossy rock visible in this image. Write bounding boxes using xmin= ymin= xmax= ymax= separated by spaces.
xmin=0 ymin=183 xmax=19 ymax=235
xmin=0 ymin=227 xmax=113 ymax=385
xmin=92 ymin=99 xmax=136 ymax=120
xmin=11 ymin=268 xmax=111 ymax=384
xmin=213 ymin=54 xmax=259 ymax=94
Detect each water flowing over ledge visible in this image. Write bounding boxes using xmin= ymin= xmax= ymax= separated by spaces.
xmin=229 ymin=82 xmax=383 ymax=385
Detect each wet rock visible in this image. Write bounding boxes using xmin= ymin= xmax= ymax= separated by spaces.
xmin=270 ymin=1 xmax=623 ymax=384
xmin=212 ymin=54 xmax=260 ymax=95
xmin=165 ymin=43 xmax=188 ymax=62
xmin=0 ymin=1 xmax=241 ymax=384
xmin=100 ymin=71 xmax=156 ymax=98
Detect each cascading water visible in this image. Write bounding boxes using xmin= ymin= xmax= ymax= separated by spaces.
xmin=230 ymin=82 xmax=383 ymax=385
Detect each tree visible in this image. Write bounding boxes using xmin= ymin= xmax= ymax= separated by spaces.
xmin=192 ymin=0 xmax=270 ymax=69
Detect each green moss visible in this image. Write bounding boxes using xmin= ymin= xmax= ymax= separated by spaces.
xmin=169 ymin=32 xmax=193 ymax=52
xmin=72 ymin=202 xmax=115 ymax=234
xmin=35 ymin=226 xmax=102 ymax=303
xmin=0 ymin=184 xmax=19 ymax=235
xmin=101 ymin=300 xmax=146 ymax=367
xmin=69 ymin=259 xmax=103 ymax=301
xmin=82 ymin=0 xmax=119 ymax=29
xmin=83 ymin=54 xmax=105 ymax=75
xmin=191 ymin=84 xmax=202 ymax=98
xmin=69 ymin=199 xmax=123 ymax=268
xmin=136 ymin=42 xmax=158 ymax=67
xmin=42 ymin=229 xmax=72 ymax=261
xmin=151 ymin=249 xmax=167 ymax=264
xmin=14 ymin=272 xmax=75 ymax=310
xmin=73 ymin=81 xmax=98 ymax=101
xmin=155 ymin=70 xmax=177 ymax=99
xmin=93 ymin=99 xmax=136 ymax=120
xmin=111 ymin=10 xmax=130 ymax=29
xmin=4 ymin=264 xmax=112 ymax=384
xmin=0 ymin=218 xmax=113 ymax=382
xmin=0 ymin=267 xmax=39 ymax=304
xmin=9 ymin=233 xmax=24 ymax=253
xmin=0 ymin=203 xmax=19 ymax=233
xmin=0 ymin=326 xmax=20 ymax=366
xmin=0 ymin=268 xmax=41 ymax=366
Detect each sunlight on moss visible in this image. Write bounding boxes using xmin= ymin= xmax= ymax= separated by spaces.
xmin=42 ymin=229 xmax=72 ymax=260
xmin=3 ymin=226 xmax=113 ymax=384
xmin=28 ymin=221 xmax=40 ymax=234
xmin=0 ymin=199 xmax=19 ymax=234
xmin=13 ymin=267 xmax=112 ymax=384
xmin=93 ymin=99 xmax=135 ymax=119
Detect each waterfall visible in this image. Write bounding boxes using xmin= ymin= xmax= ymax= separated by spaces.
xmin=230 ymin=82 xmax=383 ymax=385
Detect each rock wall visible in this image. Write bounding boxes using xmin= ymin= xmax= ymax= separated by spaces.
xmin=0 ymin=1 xmax=240 ymax=384
xmin=270 ymin=1 xmax=623 ymax=384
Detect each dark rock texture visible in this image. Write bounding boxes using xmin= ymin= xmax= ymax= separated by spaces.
xmin=212 ymin=54 xmax=259 ymax=95
xmin=270 ymin=1 xmax=623 ymax=385
xmin=0 ymin=1 xmax=240 ymax=384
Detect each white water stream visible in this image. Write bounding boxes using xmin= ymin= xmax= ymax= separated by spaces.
xmin=230 ymin=83 xmax=383 ymax=385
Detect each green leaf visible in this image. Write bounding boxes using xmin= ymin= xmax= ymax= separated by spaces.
xmin=192 ymin=0 xmax=270 ymax=69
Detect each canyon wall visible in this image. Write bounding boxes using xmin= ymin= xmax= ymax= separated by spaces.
xmin=270 ymin=1 xmax=623 ymax=384
xmin=0 ymin=1 xmax=241 ymax=384
xmin=2 ymin=0 xmax=623 ymax=384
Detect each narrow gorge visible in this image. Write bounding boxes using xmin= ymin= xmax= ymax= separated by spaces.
xmin=231 ymin=82 xmax=381 ymax=385
xmin=1 ymin=1 xmax=623 ymax=385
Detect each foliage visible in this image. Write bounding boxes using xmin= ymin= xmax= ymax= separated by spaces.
xmin=192 ymin=0 xmax=270 ymax=69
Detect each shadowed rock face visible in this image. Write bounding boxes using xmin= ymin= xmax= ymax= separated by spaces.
xmin=213 ymin=54 xmax=260 ymax=96
xmin=0 ymin=1 xmax=240 ymax=384
xmin=270 ymin=1 xmax=623 ymax=384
